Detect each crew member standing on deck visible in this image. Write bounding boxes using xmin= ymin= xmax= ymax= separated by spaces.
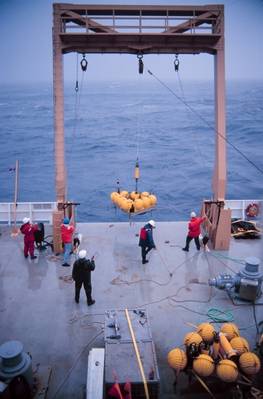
xmin=139 ymin=220 xmax=156 ymax=264
xmin=182 ymin=212 xmax=206 ymax=252
xmin=72 ymin=250 xmax=95 ymax=306
xmin=20 ymin=217 xmax=38 ymax=259
xmin=61 ymin=217 xmax=75 ymax=267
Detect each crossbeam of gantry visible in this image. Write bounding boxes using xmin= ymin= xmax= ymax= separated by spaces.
xmin=53 ymin=3 xmax=226 ymax=206
xmin=55 ymin=3 xmax=224 ymax=55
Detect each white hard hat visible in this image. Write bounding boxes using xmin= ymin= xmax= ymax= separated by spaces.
xmin=148 ymin=220 xmax=156 ymax=228
xmin=78 ymin=250 xmax=87 ymax=259
xmin=191 ymin=212 xmax=196 ymax=218
xmin=23 ymin=217 xmax=30 ymax=224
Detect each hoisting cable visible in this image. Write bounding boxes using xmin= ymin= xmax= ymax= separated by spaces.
xmin=73 ymin=53 xmax=87 ymax=138
xmin=174 ymin=55 xmax=206 ymax=165
xmin=147 ymin=69 xmax=263 ymax=176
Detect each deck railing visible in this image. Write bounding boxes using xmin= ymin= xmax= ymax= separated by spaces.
xmin=0 ymin=200 xmax=261 ymax=225
xmin=0 ymin=202 xmax=57 ymax=225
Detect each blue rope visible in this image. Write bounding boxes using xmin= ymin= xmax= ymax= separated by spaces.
xmin=207 ymin=308 xmax=234 ymax=323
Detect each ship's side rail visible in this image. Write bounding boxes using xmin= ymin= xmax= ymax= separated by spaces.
xmin=0 ymin=202 xmax=57 ymax=225
xmin=0 ymin=200 xmax=262 ymax=225
xmin=224 ymin=199 xmax=262 ymax=221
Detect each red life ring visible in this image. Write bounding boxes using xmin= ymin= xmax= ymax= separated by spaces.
xmin=246 ymin=203 xmax=259 ymax=218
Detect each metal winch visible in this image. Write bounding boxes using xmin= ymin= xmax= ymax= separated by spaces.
xmin=209 ymin=257 xmax=263 ymax=301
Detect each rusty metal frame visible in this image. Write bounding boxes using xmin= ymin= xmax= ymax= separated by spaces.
xmin=53 ymin=3 xmax=226 ymax=207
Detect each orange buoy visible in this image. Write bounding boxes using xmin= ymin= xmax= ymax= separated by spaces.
xmin=239 ymin=352 xmax=261 ymax=375
xmin=216 ymin=359 xmax=238 ymax=382
xmin=220 ymin=323 xmax=240 ymax=340
xmin=149 ymin=194 xmax=157 ymax=206
xmin=184 ymin=332 xmax=203 ymax=347
xmin=230 ymin=337 xmax=249 ymax=355
xmin=167 ymin=348 xmax=187 ymax=372
xmin=193 ymin=354 xmax=215 ymax=377
xmin=197 ymin=323 xmax=215 ymax=343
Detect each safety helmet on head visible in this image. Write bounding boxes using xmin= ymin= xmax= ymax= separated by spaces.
xmin=63 ymin=217 xmax=70 ymax=224
xmin=79 ymin=250 xmax=87 ymax=259
xmin=191 ymin=212 xmax=196 ymax=218
xmin=23 ymin=217 xmax=30 ymax=224
xmin=148 ymin=220 xmax=156 ymax=228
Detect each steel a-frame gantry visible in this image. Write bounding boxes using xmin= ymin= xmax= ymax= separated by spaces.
xmin=52 ymin=3 xmax=231 ymax=250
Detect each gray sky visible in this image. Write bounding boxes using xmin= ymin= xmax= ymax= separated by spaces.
xmin=1 ymin=0 xmax=263 ymax=83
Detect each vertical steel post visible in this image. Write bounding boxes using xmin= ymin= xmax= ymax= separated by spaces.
xmin=213 ymin=36 xmax=226 ymax=201
xmin=53 ymin=5 xmax=66 ymax=204
xmin=53 ymin=5 xmax=65 ymax=253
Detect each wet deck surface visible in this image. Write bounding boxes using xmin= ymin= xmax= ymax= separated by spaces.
xmin=0 ymin=221 xmax=262 ymax=398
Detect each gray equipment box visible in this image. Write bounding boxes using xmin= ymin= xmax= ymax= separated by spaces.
xmin=104 ymin=309 xmax=160 ymax=399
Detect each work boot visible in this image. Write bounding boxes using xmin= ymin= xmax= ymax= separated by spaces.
xmin=87 ymin=299 xmax=95 ymax=306
xmin=182 ymin=248 xmax=189 ymax=252
xmin=142 ymin=260 xmax=149 ymax=264
xmin=31 ymin=255 xmax=37 ymax=259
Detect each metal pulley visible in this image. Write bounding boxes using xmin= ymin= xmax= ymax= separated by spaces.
xmin=137 ymin=54 xmax=144 ymax=74
xmin=80 ymin=54 xmax=88 ymax=71
xmin=174 ymin=54 xmax=179 ymax=72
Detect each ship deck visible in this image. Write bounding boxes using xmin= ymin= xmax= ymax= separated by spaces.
xmin=0 ymin=221 xmax=262 ymax=398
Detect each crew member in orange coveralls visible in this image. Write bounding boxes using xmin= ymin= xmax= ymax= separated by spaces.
xmin=20 ymin=217 xmax=39 ymax=259
xmin=182 ymin=211 xmax=206 ymax=252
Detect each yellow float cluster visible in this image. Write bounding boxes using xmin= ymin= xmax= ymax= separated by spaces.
xmin=110 ymin=191 xmax=157 ymax=213
xmin=167 ymin=322 xmax=261 ymax=384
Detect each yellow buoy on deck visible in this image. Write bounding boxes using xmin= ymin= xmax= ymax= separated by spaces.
xmin=167 ymin=348 xmax=187 ymax=371
xmin=220 ymin=323 xmax=240 ymax=340
xmin=184 ymin=332 xmax=203 ymax=347
xmin=197 ymin=323 xmax=215 ymax=343
xmin=239 ymin=352 xmax=261 ymax=375
xmin=193 ymin=354 xmax=215 ymax=377
xmin=216 ymin=359 xmax=238 ymax=382
xmin=230 ymin=337 xmax=249 ymax=355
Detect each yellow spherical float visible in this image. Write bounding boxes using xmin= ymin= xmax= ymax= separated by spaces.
xmin=197 ymin=323 xmax=215 ymax=343
xmin=193 ymin=354 xmax=215 ymax=377
xmin=113 ymin=193 xmax=122 ymax=206
xmin=141 ymin=191 xmax=149 ymax=197
xmin=216 ymin=359 xmax=238 ymax=382
xmin=220 ymin=323 xmax=240 ymax=340
xmin=120 ymin=190 xmax=129 ymax=198
xmin=134 ymin=198 xmax=144 ymax=211
xmin=230 ymin=337 xmax=249 ymax=355
xmin=141 ymin=196 xmax=152 ymax=209
xmin=239 ymin=352 xmax=261 ymax=375
xmin=149 ymin=194 xmax=157 ymax=206
xmin=167 ymin=348 xmax=187 ymax=372
xmin=120 ymin=198 xmax=132 ymax=212
xmin=110 ymin=192 xmax=119 ymax=202
xmin=130 ymin=191 xmax=140 ymax=200
xmin=184 ymin=332 xmax=203 ymax=347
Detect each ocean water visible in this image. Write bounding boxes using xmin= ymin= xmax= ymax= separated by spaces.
xmin=0 ymin=79 xmax=262 ymax=222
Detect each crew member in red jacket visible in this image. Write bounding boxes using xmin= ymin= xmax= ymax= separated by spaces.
xmin=61 ymin=217 xmax=75 ymax=267
xmin=182 ymin=212 xmax=206 ymax=252
xmin=20 ymin=217 xmax=38 ymax=259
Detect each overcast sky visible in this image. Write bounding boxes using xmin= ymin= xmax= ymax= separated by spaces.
xmin=1 ymin=0 xmax=263 ymax=83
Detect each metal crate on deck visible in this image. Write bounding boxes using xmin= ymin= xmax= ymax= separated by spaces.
xmin=104 ymin=309 xmax=160 ymax=399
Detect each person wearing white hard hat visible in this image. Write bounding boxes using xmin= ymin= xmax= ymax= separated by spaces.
xmin=138 ymin=220 xmax=156 ymax=264
xmin=20 ymin=217 xmax=39 ymax=259
xmin=182 ymin=211 xmax=206 ymax=252
xmin=72 ymin=249 xmax=96 ymax=305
